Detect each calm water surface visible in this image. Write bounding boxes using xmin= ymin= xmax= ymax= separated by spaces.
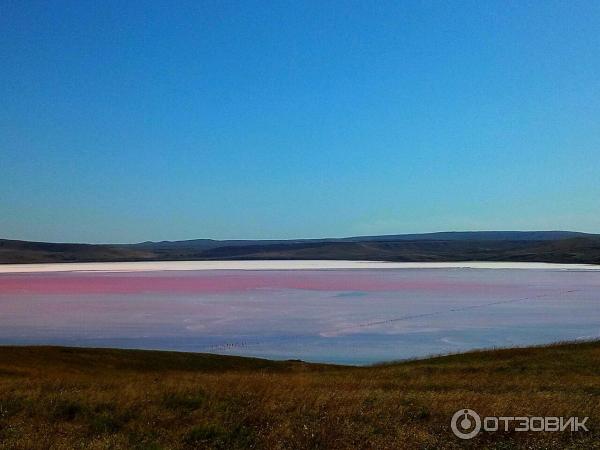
xmin=1 ymin=266 xmax=599 ymax=364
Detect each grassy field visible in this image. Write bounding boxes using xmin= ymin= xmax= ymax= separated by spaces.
xmin=0 ymin=342 xmax=598 ymax=449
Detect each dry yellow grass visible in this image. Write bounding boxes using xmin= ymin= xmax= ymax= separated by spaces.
xmin=0 ymin=342 xmax=598 ymax=449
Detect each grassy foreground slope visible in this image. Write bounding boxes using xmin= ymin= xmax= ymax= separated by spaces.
xmin=0 ymin=342 xmax=598 ymax=449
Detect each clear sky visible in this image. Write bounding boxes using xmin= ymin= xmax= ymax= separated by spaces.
xmin=1 ymin=1 xmax=599 ymax=243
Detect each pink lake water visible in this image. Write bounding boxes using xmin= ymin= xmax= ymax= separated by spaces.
xmin=1 ymin=267 xmax=599 ymax=364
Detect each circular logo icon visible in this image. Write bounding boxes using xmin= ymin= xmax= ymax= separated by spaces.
xmin=451 ymin=409 xmax=481 ymax=439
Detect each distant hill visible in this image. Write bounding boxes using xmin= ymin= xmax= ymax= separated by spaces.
xmin=337 ymin=230 xmax=593 ymax=242
xmin=1 ymin=231 xmax=599 ymax=264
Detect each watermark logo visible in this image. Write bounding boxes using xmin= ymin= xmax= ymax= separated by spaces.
xmin=451 ymin=409 xmax=481 ymax=439
xmin=451 ymin=409 xmax=589 ymax=439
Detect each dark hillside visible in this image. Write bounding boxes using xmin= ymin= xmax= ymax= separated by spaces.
xmin=1 ymin=232 xmax=599 ymax=264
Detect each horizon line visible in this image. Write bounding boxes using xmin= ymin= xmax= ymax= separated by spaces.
xmin=2 ymin=229 xmax=596 ymax=246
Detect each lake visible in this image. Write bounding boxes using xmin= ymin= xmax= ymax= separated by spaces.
xmin=0 ymin=261 xmax=599 ymax=365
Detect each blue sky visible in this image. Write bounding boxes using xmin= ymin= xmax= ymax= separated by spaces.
xmin=1 ymin=1 xmax=599 ymax=243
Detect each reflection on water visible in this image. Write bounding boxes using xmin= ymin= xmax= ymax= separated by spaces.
xmin=0 ymin=268 xmax=599 ymax=364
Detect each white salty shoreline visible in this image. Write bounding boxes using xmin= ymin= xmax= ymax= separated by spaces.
xmin=0 ymin=260 xmax=599 ymax=273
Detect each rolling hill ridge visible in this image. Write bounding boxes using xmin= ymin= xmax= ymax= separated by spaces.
xmin=1 ymin=231 xmax=600 ymax=264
